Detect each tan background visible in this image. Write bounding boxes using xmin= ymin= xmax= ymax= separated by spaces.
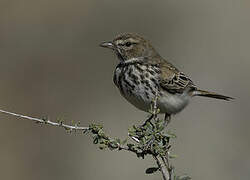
xmin=0 ymin=0 xmax=249 ymax=179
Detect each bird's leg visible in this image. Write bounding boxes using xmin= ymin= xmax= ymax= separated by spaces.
xmin=163 ymin=113 xmax=171 ymax=144
xmin=164 ymin=113 xmax=171 ymax=127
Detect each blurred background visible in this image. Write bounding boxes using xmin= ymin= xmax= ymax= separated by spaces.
xmin=0 ymin=0 xmax=249 ymax=179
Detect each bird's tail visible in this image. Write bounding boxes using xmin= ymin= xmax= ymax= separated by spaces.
xmin=192 ymin=89 xmax=233 ymax=101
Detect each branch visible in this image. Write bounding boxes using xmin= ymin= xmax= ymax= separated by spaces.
xmin=154 ymin=155 xmax=170 ymax=180
xmin=0 ymin=109 xmax=89 ymax=132
xmin=0 ymin=97 xmax=191 ymax=180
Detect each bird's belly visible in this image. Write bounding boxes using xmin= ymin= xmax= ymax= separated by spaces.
xmin=157 ymin=91 xmax=190 ymax=114
xmin=121 ymin=89 xmax=190 ymax=114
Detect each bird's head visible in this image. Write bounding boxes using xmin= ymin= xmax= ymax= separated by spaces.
xmin=100 ymin=33 xmax=159 ymax=62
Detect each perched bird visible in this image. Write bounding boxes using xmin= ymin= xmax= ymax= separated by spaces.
xmin=100 ymin=33 xmax=233 ymax=121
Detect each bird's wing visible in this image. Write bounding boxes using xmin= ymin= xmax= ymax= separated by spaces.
xmin=159 ymin=62 xmax=196 ymax=93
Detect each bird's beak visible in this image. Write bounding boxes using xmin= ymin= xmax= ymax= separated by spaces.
xmin=99 ymin=41 xmax=115 ymax=50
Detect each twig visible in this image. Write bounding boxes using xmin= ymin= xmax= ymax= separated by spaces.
xmin=153 ymin=155 xmax=170 ymax=180
xmin=117 ymin=144 xmax=138 ymax=154
xmin=0 ymin=109 xmax=89 ymax=132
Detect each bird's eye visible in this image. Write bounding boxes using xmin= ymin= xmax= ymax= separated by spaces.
xmin=125 ymin=42 xmax=132 ymax=47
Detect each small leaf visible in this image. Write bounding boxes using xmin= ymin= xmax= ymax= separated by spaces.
xmin=108 ymin=141 xmax=118 ymax=149
xmin=164 ymin=132 xmax=177 ymax=138
xmin=121 ymin=138 xmax=127 ymax=145
xmin=115 ymin=138 xmax=121 ymax=144
xmin=92 ymin=135 xmax=99 ymax=144
xmin=145 ymin=167 xmax=159 ymax=174
xmin=83 ymin=129 xmax=89 ymax=134
xmin=93 ymin=137 xmax=99 ymax=144
xmin=158 ymin=125 xmax=164 ymax=132
xmin=99 ymin=144 xmax=107 ymax=150
xmin=127 ymin=143 xmax=135 ymax=148
xmin=169 ymin=154 xmax=178 ymax=159
xmin=97 ymin=129 xmax=104 ymax=136
xmin=132 ymin=125 xmax=138 ymax=131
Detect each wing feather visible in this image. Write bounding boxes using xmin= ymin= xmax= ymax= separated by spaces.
xmin=159 ymin=62 xmax=196 ymax=93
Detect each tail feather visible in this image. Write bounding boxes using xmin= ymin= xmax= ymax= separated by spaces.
xmin=192 ymin=89 xmax=234 ymax=101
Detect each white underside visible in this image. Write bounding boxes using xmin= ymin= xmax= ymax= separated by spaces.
xmin=121 ymin=89 xmax=191 ymax=114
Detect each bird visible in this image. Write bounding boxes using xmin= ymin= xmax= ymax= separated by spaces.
xmin=100 ymin=33 xmax=233 ymax=122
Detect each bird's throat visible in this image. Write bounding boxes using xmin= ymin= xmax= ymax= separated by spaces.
xmin=115 ymin=50 xmax=125 ymax=62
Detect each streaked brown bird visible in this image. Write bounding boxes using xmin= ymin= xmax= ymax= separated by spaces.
xmin=100 ymin=33 xmax=233 ymax=121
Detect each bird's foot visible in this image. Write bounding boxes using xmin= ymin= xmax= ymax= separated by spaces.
xmin=164 ymin=113 xmax=171 ymax=127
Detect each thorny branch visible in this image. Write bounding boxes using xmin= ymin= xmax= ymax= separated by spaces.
xmin=0 ymin=109 xmax=89 ymax=132
xmin=154 ymin=155 xmax=170 ymax=180
xmin=0 ymin=97 xmax=191 ymax=180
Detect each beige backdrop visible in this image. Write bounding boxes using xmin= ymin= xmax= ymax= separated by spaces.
xmin=0 ymin=0 xmax=249 ymax=180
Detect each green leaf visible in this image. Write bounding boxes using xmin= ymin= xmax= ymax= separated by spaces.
xmin=97 ymin=129 xmax=105 ymax=137
xmin=169 ymin=154 xmax=178 ymax=159
xmin=93 ymin=137 xmax=99 ymax=144
xmin=145 ymin=167 xmax=159 ymax=174
xmin=132 ymin=125 xmax=138 ymax=131
xmin=115 ymin=138 xmax=121 ymax=144
xmin=158 ymin=125 xmax=164 ymax=132
xmin=108 ymin=141 xmax=119 ymax=149
xmin=121 ymin=138 xmax=127 ymax=145
xmin=99 ymin=144 xmax=107 ymax=150
xmin=164 ymin=132 xmax=177 ymax=138
xmin=83 ymin=129 xmax=89 ymax=134
xmin=127 ymin=143 xmax=135 ymax=148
